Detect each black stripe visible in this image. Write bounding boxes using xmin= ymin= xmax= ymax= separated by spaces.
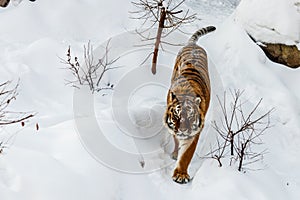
xmin=182 ymin=67 xmax=201 ymax=74
xmin=181 ymin=72 xmax=210 ymax=88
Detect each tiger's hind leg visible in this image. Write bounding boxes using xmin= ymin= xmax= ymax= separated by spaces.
xmin=172 ymin=134 xmax=200 ymax=184
xmin=171 ymin=135 xmax=179 ymax=160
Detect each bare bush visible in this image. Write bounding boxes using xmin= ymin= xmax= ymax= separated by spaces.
xmin=0 ymin=80 xmax=34 ymax=126
xmin=61 ymin=40 xmax=120 ymax=93
xmin=0 ymin=80 xmax=35 ymax=154
xmin=210 ymin=90 xmax=274 ymax=171
xmin=131 ymin=0 xmax=196 ymax=74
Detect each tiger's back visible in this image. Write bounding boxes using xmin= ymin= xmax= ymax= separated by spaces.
xmin=164 ymin=26 xmax=215 ymax=184
xmin=170 ymin=43 xmax=211 ymax=115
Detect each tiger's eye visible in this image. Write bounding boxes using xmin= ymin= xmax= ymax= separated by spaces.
xmin=192 ymin=124 xmax=198 ymax=130
xmin=168 ymin=122 xmax=174 ymax=129
xmin=186 ymin=106 xmax=191 ymax=111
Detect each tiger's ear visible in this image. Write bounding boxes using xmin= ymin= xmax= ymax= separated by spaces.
xmin=168 ymin=91 xmax=177 ymax=102
xmin=195 ymin=96 xmax=201 ymax=105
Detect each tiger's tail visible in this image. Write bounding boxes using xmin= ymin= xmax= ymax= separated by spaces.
xmin=188 ymin=26 xmax=216 ymax=44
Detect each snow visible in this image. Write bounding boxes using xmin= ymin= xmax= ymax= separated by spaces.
xmin=185 ymin=0 xmax=241 ymax=22
xmin=234 ymin=0 xmax=300 ymax=45
xmin=1 ymin=0 xmax=300 ymax=200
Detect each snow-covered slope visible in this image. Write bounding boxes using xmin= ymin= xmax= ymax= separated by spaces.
xmin=185 ymin=0 xmax=241 ymax=22
xmin=1 ymin=0 xmax=300 ymax=200
xmin=235 ymin=0 xmax=300 ymax=45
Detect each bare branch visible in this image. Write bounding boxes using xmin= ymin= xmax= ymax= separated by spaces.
xmin=130 ymin=0 xmax=196 ymax=74
xmin=61 ymin=40 xmax=120 ymax=93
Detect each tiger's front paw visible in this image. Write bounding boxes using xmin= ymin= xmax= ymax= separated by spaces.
xmin=172 ymin=169 xmax=190 ymax=184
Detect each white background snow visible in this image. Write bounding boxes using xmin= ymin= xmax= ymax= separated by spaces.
xmin=0 ymin=0 xmax=300 ymax=199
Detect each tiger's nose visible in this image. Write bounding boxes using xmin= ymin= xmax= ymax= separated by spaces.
xmin=179 ymin=126 xmax=188 ymax=132
xmin=179 ymin=121 xmax=189 ymax=132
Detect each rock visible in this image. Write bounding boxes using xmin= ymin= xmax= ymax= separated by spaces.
xmin=259 ymin=43 xmax=300 ymax=68
xmin=0 ymin=0 xmax=36 ymax=8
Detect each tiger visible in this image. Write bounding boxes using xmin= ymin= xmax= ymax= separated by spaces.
xmin=0 ymin=0 xmax=36 ymax=8
xmin=163 ymin=26 xmax=216 ymax=184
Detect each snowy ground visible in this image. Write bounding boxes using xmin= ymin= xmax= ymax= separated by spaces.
xmin=0 ymin=0 xmax=300 ymax=199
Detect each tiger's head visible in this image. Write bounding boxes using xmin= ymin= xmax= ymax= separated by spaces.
xmin=164 ymin=91 xmax=203 ymax=140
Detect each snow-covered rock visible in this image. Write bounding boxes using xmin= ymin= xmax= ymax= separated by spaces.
xmin=235 ymin=0 xmax=300 ymax=45
xmin=260 ymin=43 xmax=300 ymax=68
xmin=235 ymin=0 xmax=300 ymax=68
